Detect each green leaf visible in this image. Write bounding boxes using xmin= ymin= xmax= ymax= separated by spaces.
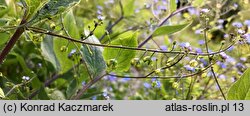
xmin=49 ymin=90 xmax=65 ymax=100
xmin=63 ymin=9 xmax=80 ymax=38
xmin=30 ymin=0 xmax=80 ymax=23
xmin=227 ymin=68 xmax=250 ymax=100
xmin=24 ymin=0 xmax=49 ymax=20
xmin=123 ymin=0 xmax=135 ymax=17
xmin=66 ymin=79 xmax=78 ymax=98
xmin=0 ymin=87 xmax=5 ymax=98
xmin=0 ymin=5 xmax=8 ymax=17
xmin=38 ymin=87 xmax=50 ymax=100
xmin=81 ymin=36 xmax=106 ymax=77
xmin=41 ymin=35 xmax=61 ymax=71
xmin=170 ymin=0 xmax=177 ymax=13
xmin=103 ymin=31 xmax=138 ymax=72
xmin=53 ymin=10 xmax=80 ymax=73
xmin=152 ymin=23 xmax=191 ymax=37
xmin=192 ymin=0 xmax=205 ymax=8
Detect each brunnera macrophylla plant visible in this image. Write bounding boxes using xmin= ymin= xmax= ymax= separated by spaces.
xmin=0 ymin=0 xmax=250 ymax=100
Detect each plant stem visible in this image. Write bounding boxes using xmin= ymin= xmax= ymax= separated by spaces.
xmin=138 ymin=6 xmax=193 ymax=48
xmin=0 ymin=25 xmax=25 ymax=64
xmin=0 ymin=7 xmax=28 ymax=64
xmin=27 ymin=26 xmax=235 ymax=56
xmin=71 ymin=72 xmax=107 ymax=100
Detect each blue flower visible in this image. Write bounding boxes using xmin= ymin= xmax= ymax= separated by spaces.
xmin=217 ymin=61 xmax=227 ymax=68
xmin=81 ymin=81 xmax=86 ymax=86
xmin=201 ymin=8 xmax=210 ymax=13
xmin=217 ymin=19 xmax=224 ymax=24
xmin=232 ymin=22 xmax=243 ymax=28
xmin=188 ymin=8 xmax=199 ymax=15
xmin=155 ymin=80 xmax=161 ymax=88
xmin=184 ymin=65 xmax=195 ymax=72
xmin=195 ymin=48 xmax=203 ymax=53
xmin=143 ymin=82 xmax=151 ymax=89
xmin=244 ymin=20 xmax=250 ymax=27
xmin=224 ymin=34 xmax=229 ymax=38
xmin=233 ymin=3 xmax=238 ymax=9
xmin=22 ymin=76 xmax=30 ymax=81
xmin=120 ymin=75 xmax=131 ymax=83
xmin=195 ymin=29 xmax=202 ymax=34
xmin=219 ymin=52 xmax=229 ymax=59
xmin=180 ymin=42 xmax=192 ymax=51
xmin=198 ymin=40 xmax=205 ymax=45
xmin=236 ymin=63 xmax=245 ymax=69
xmin=92 ymin=96 xmax=97 ymax=100
xmin=199 ymin=58 xmax=208 ymax=66
xmin=160 ymin=45 xmax=168 ymax=51
xmin=218 ymin=74 xmax=226 ymax=80
xmin=240 ymin=57 xmax=247 ymax=62
xmin=227 ymin=46 xmax=234 ymax=51
xmin=102 ymin=92 xmax=108 ymax=97
xmin=108 ymin=75 xmax=117 ymax=82
xmin=237 ymin=29 xmax=245 ymax=34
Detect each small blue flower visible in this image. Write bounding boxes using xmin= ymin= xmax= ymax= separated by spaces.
xmin=195 ymin=29 xmax=202 ymax=34
xmin=236 ymin=63 xmax=245 ymax=69
xmin=155 ymin=80 xmax=161 ymax=88
xmin=188 ymin=8 xmax=199 ymax=15
xmin=103 ymin=92 xmax=108 ymax=97
xmin=217 ymin=61 xmax=227 ymax=69
xmin=226 ymin=57 xmax=236 ymax=64
xmin=92 ymin=96 xmax=97 ymax=100
xmin=120 ymin=75 xmax=131 ymax=83
xmin=233 ymin=3 xmax=238 ymax=9
xmin=157 ymin=5 xmax=167 ymax=11
xmin=237 ymin=29 xmax=245 ymax=34
xmin=184 ymin=65 xmax=195 ymax=72
xmin=201 ymin=8 xmax=210 ymax=13
xmin=143 ymin=82 xmax=151 ymax=89
xmin=244 ymin=20 xmax=250 ymax=27
xmin=195 ymin=48 xmax=203 ymax=53
xmin=81 ymin=81 xmax=86 ymax=86
xmin=219 ymin=52 xmax=229 ymax=59
xmin=216 ymin=25 xmax=223 ymax=29
xmin=240 ymin=57 xmax=247 ymax=62
xmin=154 ymin=0 xmax=159 ymax=3
xmin=22 ymin=76 xmax=30 ymax=81
xmin=227 ymin=46 xmax=234 ymax=51
xmin=162 ymin=0 xmax=167 ymax=4
xmin=217 ymin=19 xmax=224 ymax=24
xmin=218 ymin=74 xmax=226 ymax=80
xmin=199 ymin=58 xmax=208 ymax=66
xmin=232 ymin=22 xmax=243 ymax=28
xmin=198 ymin=40 xmax=205 ymax=45
xmin=224 ymin=34 xmax=229 ymax=38
xmin=160 ymin=45 xmax=168 ymax=51
xmin=180 ymin=42 xmax=192 ymax=51
xmin=108 ymin=74 xmax=117 ymax=82
xmin=151 ymin=57 xmax=157 ymax=61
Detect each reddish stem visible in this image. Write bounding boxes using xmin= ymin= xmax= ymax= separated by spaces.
xmin=0 ymin=21 xmax=26 ymax=64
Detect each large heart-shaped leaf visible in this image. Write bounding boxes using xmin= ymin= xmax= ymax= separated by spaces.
xmin=66 ymin=79 xmax=78 ymax=98
xmin=227 ymin=68 xmax=250 ymax=100
xmin=24 ymin=0 xmax=49 ymax=20
xmin=53 ymin=9 xmax=80 ymax=73
xmin=30 ymin=0 xmax=80 ymax=24
xmin=153 ymin=23 xmax=191 ymax=37
xmin=103 ymin=31 xmax=138 ymax=72
xmin=123 ymin=0 xmax=135 ymax=17
xmin=41 ymin=35 xmax=61 ymax=71
xmin=81 ymin=35 xmax=106 ymax=78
